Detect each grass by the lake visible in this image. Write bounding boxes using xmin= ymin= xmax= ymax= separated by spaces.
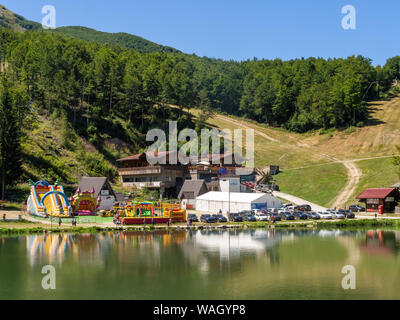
xmin=274 ymin=162 xmax=348 ymax=207
xmin=1 ymin=217 xmax=399 ymax=235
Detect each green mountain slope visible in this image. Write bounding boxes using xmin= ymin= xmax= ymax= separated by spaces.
xmin=0 ymin=4 xmax=181 ymax=54
xmin=0 ymin=4 xmax=41 ymax=31
xmin=54 ymin=26 xmax=181 ymax=54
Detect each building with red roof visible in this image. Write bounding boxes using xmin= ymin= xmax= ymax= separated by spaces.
xmin=356 ymin=188 xmax=399 ymax=213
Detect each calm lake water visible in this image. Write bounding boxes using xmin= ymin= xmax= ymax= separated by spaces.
xmin=0 ymin=228 xmax=399 ymax=300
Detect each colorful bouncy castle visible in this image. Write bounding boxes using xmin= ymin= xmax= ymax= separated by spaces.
xmin=70 ymin=187 xmax=100 ymax=216
xmin=27 ymin=180 xmax=72 ymax=218
xmin=115 ymin=201 xmax=187 ymax=225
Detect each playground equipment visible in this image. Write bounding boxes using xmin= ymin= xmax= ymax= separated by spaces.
xmin=115 ymin=201 xmax=187 ymax=225
xmin=27 ymin=180 xmax=72 ymax=218
xmin=69 ymin=187 xmax=100 ymax=216
xmin=161 ymin=203 xmax=186 ymax=223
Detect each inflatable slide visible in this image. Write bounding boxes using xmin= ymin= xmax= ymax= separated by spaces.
xmin=27 ymin=180 xmax=72 ymax=218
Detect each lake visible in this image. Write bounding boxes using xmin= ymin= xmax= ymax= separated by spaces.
xmin=0 ymin=228 xmax=399 ymax=299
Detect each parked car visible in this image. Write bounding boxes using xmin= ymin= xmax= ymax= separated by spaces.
xmin=212 ymin=214 xmax=227 ymax=223
xmin=243 ymin=214 xmax=257 ymax=222
xmin=335 ymin=212 xmax=346 ymax=219
xmin=280 ymin=211 xmax=295 ymax=220
xmin=254 ymin=212 xmax=269 ymax=221
xmin=230 ymin=213 xmax=243 ymax=222
xmin=309 ymin=212 xmax=321 ymax=220
xmin=293 ymin=211 xmax=308 ymax=220
xmin=328 ymin=210 xmax=339 ymax=219
xmin=187 ymin=214 xmax=199 ymax=223
xmin=338 ymin=209 xmax=355 ymax=219
xmin=349 ymin=205 xmax=365 ymax=212
xmin=243 ymin=182 xmax=255 ymax=188
xmin=269 ymin=184 xmax=280 ymax=191
xmin=319 ymin=211 xmax=333 ymax=220
xmin=200 ymin=214 xmax=217 ymax=223
xmin=252 ymin=209 xmax=264 ymax=215
xmin=282 ymin=203 xmax=293 ymax=208
xmin=294 ymin=204 xmax=312 ymax=212
xmin=239 ymin=210 xmax=253 ymax=216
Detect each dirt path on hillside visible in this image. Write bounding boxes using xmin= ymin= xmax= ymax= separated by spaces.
xmin=216 ymin=114 xmax=364 ymax=208
xmin=216 ymin=115 xmax=279 ymax=142
xmin=331 ymin=160 xmax=362 ymax=208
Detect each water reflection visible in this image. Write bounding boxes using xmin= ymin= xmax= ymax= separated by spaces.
xmin=17 ymin=228 xmax=400 ymax=267
xmin=360 ymin=230 xmax=400 ymax=257
xmin=1 ymin=228 xmax=400 ymax=299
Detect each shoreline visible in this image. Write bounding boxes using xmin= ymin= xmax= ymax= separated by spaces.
xmin=1 ymin=218 xmax=400 ymax=236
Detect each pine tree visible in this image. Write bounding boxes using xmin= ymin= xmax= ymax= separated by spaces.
xmin=0 ymin=75 xmax=27 ymax=200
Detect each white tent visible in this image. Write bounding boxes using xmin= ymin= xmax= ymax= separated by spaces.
xmin=195 ymin=191 xmax=281 ymax=213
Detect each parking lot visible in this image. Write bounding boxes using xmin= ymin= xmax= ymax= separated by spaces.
xmin=186 ymin=203 xmax=368 ymax=224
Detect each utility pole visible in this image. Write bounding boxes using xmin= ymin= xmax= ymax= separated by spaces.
xmin=228 ymin=177 xmax=231 ymax=215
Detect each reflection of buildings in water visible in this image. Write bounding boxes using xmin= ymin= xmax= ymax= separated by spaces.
xmin=360 ymin=230 xmax=400 ymax=258
xmin=23 ymin=229 xmax=400 ymax=274
xmin=109 ymin=231 xmax=189 ymax=269
xmin=313 ymin=229 xmax=400 ymax=262
xmin=26 ymin=233 xmax=115 ymax=266
xmin=26 ymin=234 xmax=73 ymax=265
xmin=181 ymin=229 xmax=282 ymax=273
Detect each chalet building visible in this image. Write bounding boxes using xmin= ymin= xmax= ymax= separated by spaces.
xmin=178 ymin=180 xmax=208 ymax=209
xmin=117 ymin=151 xmax=255 ymax=197
xmin=188 ymin=153 xmax=253 ymax=182
xmin=117 ymin=151 xmax=187 ymax=197
xmin=356 ymin=188 xmax=400 ymax=213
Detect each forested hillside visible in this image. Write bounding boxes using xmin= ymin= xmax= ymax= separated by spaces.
xmin=54 ymin=26 xmax=182 ymax=54
xmin=2 ymin=4 xmax=400 ymax=133
xmin=2 ymin=3 xmax=400 ymax=194
xmin=0 ymin=4 xmax=41 ymax=31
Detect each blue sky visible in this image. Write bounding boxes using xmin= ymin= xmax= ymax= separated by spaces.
xmin=2 ymin=0 xmax=400 ymax=65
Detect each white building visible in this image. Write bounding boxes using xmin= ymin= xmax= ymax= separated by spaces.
xmin=219 ymin=177 xmax=249 ymax=193
xmin=195 ymin=191 xmax=281 ymax=213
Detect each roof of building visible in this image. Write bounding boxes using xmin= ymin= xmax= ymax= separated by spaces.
xmin=178 ymin=180 xmax=208 ymax=199
xmin=196 ymin=191 xmax=270 ymax=203
xmin=117 ymin=152 xmax=246 ymax=164
xmin=391 ymin=182 xmax=400 ymax=188
xmin=356 ymin=188 xmax=396 ymax=199
xmin=117 ymin=151 xmax=173 ymax=162
xmin=78 ymin=177 xmax=116 ymax=198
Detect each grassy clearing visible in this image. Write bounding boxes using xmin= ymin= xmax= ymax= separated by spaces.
xmin=207 ymin=114 xmax=330 ymax=169
xmin=345 ymin=157 xmax=399 ymax=207
xmin=274 ymin=162 xmax=348 ymax=207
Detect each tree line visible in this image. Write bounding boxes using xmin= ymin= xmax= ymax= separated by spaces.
xmin=2 ymin=27 xmax=400 ymax=135
xmin=1 ymin=26 xmax=400 ymax=193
